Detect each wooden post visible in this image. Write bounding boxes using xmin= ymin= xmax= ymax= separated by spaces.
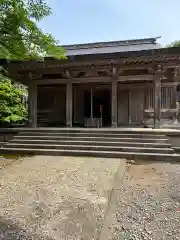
xmin=66 ymin=82 xmax=72 ymax=127
xmin=111 ymin=79 xmax=118 ymax=127
xmin=28 ymin=81 xmax=37 ymax=128
xmin=173 ymin=66 xmax=180 ymax=123
xmin=90 ymin=87 xmax=93 ymax=124
xmin=128 ymin=90 xmax=131 ymax=124
xmin=154 ymin=65 xmax=163 ymax=128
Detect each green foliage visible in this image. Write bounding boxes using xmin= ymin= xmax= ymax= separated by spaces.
xmin=0 ymin=76 xmax=27 ymax=124
xmin=0 ymin=1 xmax=66 ymax=124
xmin=167 ymin=40 xmax=180 ymax=48
xmin=0 ymin=0 xmax=66 ymax=60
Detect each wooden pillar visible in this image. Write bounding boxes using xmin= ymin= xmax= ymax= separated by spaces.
xmin=66 ymin=82 xmax=72 ymax=127
xmin=111 ymin=79 xmax=118 ymax=127
xmin=172 ymin=85 xmax=178 ymax=123
xmin=173 ymin=66 xmax=180 ymax=122
xmin=90 ymin=87 xmax=93 ymax=123
xmin=154 ymin=65 xmax=163 ymax=128
xmin=128 ymin=90 xmax=131 ymax=124
xmin=28 ymin=81 xmax=37 ymax=128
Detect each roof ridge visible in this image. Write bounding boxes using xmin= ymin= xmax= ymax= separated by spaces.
xmin=62 ymin=37 xmax=161 ymax=50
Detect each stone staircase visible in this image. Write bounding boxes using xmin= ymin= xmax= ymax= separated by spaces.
xmin=1 ymin=128 xmax=180 ymax=161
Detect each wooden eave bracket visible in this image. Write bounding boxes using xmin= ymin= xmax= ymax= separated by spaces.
xmin=112 ymin=66 xmax=123 ymax=77
xmin=65 ymin=69 xmax=72 ymax=78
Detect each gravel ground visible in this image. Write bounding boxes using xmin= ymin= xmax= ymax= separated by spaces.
xmin=0 ymin=155 xmax=25 ymax=169
xmin=0 ymin=155 xmax=123 ymax=240
xmin=107 ymin=161 xmax=180 ymax=240
xmin=1 ymin=156 xmax=180 ymax=240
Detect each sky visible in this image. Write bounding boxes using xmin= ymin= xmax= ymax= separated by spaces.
xmin=38 ymin=0 xmax=180 ymax=47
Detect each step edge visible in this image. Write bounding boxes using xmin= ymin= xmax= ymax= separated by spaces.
xmin=0 ymin=148 xmax=179 ymax=157
xmin=10 ymin=140 xmax=171 ymax=146
xmin=3 ymin=143 xmax=174 ymax=151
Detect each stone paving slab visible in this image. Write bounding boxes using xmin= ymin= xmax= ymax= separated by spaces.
xmin=0 ymin=156 xmax=124 ymax=240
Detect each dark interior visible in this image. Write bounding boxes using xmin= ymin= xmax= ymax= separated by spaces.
xmin=84 ymin=89 xmax=111 ymax=127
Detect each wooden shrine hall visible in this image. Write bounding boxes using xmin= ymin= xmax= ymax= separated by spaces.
xmin=5 ymin=37 xmax=180 ymax=128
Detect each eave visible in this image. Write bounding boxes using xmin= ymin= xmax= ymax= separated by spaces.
xmin=3 ymin=46 xmax=180 ymax=85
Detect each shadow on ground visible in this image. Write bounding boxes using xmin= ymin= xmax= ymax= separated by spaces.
xmin=0 ymin=217 xmax=55 ymax=240
xmin=132 ymin=159 xmax=180 ymax=165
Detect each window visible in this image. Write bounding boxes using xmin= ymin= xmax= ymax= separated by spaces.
xmin=145 ymin=87 xmax=154 ymax=109
xmin=145 ymin=85 xmax=175 ymax=109
xmin=161 ymin=86 xmax=173 ymax=109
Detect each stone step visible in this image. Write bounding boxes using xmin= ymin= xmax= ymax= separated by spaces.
xmin=173 ymin=147 xmax=180 ymax=153
xmin=4 ymin=143 xmax=174 ymax=154
xmin=1 ymin=147 xmax=180 ymax=161
xmin=15 ymin=128 xmax=168 ymax=135
xmin=14 ymin=135 xmax=169 ymax=143
xmin=10 ymin=139 xmax=171 ymax=148
xmin=18 ymin=132 xmax=166 ymax=139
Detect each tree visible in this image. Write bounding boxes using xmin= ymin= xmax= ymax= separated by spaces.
xmin=0 ymin=0 xmax=65 ymax=60
xmin=0 ymin=0 xmax=65 ymax=125
xmin=167 ymin=41 xmax=180 ymax=48
xmin=0 ymin=77 xmax=27 ymax=125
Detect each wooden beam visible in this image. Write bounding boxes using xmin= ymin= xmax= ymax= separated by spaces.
xmin=118 ymin=83 xmax=151 ymax=90
xmin=118 ymin=74 xmax=154 ymax=81
xmin=35 ymin=76 xmax=112 ymax=85
xmin=117 ymin=63 xmax=154 ymax=71
xmin=163 ymin=62 xmax=180 ymax=69
xmin=71 ymin=66 xmax=113 ymax=72
xmin=145 ymin=108 xmax=177 ymax=113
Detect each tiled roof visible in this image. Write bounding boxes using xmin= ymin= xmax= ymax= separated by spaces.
xmin=62 ymin=37 xmax=162 ymax=56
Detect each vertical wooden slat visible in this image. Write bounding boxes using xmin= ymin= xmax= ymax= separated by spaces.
xmin=170 ymin=86 xmax=172 ymax=106
xmin=161 ymin=85 xmax=175 ymax=109
xmin=168 ymin=86 xmax=169 ymax=107
xmin=172 ymin=85 xmax=177 ymax=108
xmin=145 ymin=86 xmax=154 ymax=109
xmin=151 ymin=87 xmax=154 ymax=108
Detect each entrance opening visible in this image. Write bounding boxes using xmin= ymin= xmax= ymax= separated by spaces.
xmin=84 ymin=89 xmax=111 ymax=127
xmin=94 ymin=90 xmax=111 ymax=126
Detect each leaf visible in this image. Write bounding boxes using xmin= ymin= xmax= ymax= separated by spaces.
xmin=166 ymin=40 xmax=180 ymax=48
xmin=0 ymin=76 xmax=27 ymax=124
xmin=0 ymin=0 xmax=65 ymax=60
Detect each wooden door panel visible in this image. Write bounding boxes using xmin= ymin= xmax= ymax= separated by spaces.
xmin=73 ymin=87 xmax=84 ymax=125
xmin=118 ymin=90 xmax=129 ymax=124
xmin=130 ymin=88 xmax=144 ymax=123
